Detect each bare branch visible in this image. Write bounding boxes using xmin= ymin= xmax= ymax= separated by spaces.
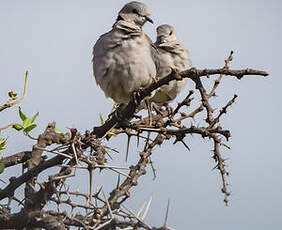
xmin=3 ymin=151 xmax=32 ymax=168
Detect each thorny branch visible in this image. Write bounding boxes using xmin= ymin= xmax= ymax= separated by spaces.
xmin=0 ymin=52 xmax=268 ymax=229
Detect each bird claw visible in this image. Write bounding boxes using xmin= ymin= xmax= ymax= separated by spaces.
xmin=113 ymin=107 xmax=131 ymax=128
xmin=170 ymin=67 xmax=182 ymax=80
xmin=164 ymin=103 xmax=173 ymax=115
xmin=153 ymin=76 xmax=159 ymax=83
xmin=114 ymin=105 xmax=124 ymax=122
xmin=132 ymin=90 xmax=142 ymax=105
xmin=151 ymin=102 xmax=164 ymax=115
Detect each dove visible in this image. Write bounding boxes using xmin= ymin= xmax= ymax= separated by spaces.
xmin=92 ymin=1 xmax=158 ymax=105
xmin=151 ymin=24 xmax=192 ymax=105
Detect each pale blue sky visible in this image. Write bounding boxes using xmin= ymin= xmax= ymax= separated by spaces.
xmin=0 ymin=1 xmax=281 ymax=229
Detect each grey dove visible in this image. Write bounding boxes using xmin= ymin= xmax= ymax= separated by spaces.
xmin=92 ymin=1 xmax=158 ymax=105
xmin=151 ymin=24 xmax=192 ymax=105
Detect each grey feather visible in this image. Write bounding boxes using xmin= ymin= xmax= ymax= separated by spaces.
xmin=151 ymin=24 xmax=192 ymax=104
xmin=92 ymin=2 xmax=156 ymax=104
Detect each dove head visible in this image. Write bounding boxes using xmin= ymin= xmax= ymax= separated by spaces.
xmin=156 ymin=24 xmax=178 ymax=45
xmin=117 ymin=1 xmax=153 ymax=27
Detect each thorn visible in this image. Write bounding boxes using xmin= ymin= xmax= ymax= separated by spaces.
xmin=95 ymin=186 xmax=103 ymax=197
xmin=149 ymin=157 xmax=157 ymax=180
xmin=94 ymin=187 xmax=102 ymax=207
xmin=145 ymin=99 xmax=152 ymax=126
xmin=125 ymin=134 xmax=131 ymax=162
xmin=137 ymin=201 xmax=146 ymax=218
xmin=71 ymin=143 xmax=79 ymax=165
xmin=137 ymin=131 xmax=140 ymax=148
xmin=110 ymin=168 xmax=131 ymax=179
xmin=144 ymin=99 xmax=153 ymax=151
xmin=121 ymin=204 xmax=152 ymax=229
xmin=180 ymin=140 xmax=190 ymax=151
xmin=143 ymin=131 xmax=151 ymax=152
xmin=163 ymin=199 xmax=170 ymax=227
xmin=88 ymin=167 xmax=94 ymax=202
xmin=116 ymin=174 xmax=120 ymax=189
xmin=102 ymin=191 xmax=113 ymax=218
xmin=142 ymin=194 xmax=153 ymax=220
xmin=212 ymin=163 xmax=219 ymax=171
xmin=94 ymin=219 xmax=113 ymax=230
xmin=106 ymin=151 xmax=113 ymax=160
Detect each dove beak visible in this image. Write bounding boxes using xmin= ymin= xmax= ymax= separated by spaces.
xmin=145 ymin=16 xmax=153 ymax=24
xmin=157 ymin=36 xmax=166 ymax=44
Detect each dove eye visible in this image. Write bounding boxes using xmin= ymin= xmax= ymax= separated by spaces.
xmin=132 ymin=9 xmax=139 ymax=15
xmin=169 ymin=31 xmax=173 ymax=36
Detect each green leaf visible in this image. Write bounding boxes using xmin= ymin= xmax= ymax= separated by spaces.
xmin=0 ymin=138 xmax=5 ymax=145
xmin=0 ymin=159 xmax=4 ymax=174
xmin=99 ymin=113 xmax=105 ymax=125
xmin=99 ymin=113 xmax=116 ymax=137
xmin=12 ymin=124 xmax=23 ymax=131
xmin=107 ymin=131 xmax=116 ymax=136
xmin=23 ymin=118 xmax=31 ymax=128
xmin=8 ymin=91 xmax=17 ymax=100
xmin=24 ymin=124 xmax=37 ymax=133
xmin=19 ymin=107 xmax=27 ymax=122
xmin=30 ymin=112 xmax=39 ymax=123
xmin=55 ymin=127 xmax=63 ymax=134
xmin=0 ymin=138 xmax=6 ymax=154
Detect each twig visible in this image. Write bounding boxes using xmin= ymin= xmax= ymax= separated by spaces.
xmin=0 ymin=123 xmax=18 ymax=131
xmin=0 ymin=71 xmax=29 ymax=112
